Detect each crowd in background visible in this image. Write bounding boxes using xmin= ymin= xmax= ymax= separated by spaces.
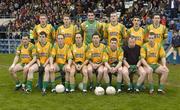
xmin=0 ymin=0 xmax=179 ymax=39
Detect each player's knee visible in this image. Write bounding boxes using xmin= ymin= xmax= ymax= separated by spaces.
xmin=118 ymin=68 xmax=123 ymax=73
xmin=163 ymin=70 xmax=169 ymax=76
xmin=122 ymin=69 xmax=128 ymax=75
xmin=82 ymin=68 xmax=88 ymax=75
xmin=87 ymin=66 xmax=92 ymax=73
xmin=28 ymin=67 xmax=34 ymax=73
xmin=98 ymin=69 xmax=103 ymax=74
xmin=103 ymin=67 xmax=108 ymax=73
xmin=45 ymin=67 xmax=50 ymax=72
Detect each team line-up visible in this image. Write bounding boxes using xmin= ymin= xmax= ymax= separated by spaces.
xmin=9 ymin=11 xmax=169 ymax=95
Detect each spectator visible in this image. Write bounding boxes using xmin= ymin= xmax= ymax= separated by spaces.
xmin=166 ymin=30 xmax=180 ymax=63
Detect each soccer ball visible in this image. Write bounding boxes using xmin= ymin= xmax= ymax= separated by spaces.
xmin=55 ymin=84 xmax=65 ymax=93
xmin=78 ymin=82 xmax=83 ymax=91
xmin=94 ymin=87 xmax=105 ymax=96
xmin=106 ymin=86 xmax=116 ymax=95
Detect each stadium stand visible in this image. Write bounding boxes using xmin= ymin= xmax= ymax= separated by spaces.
xmin=0 ymin=0 xmax=179 ymax=58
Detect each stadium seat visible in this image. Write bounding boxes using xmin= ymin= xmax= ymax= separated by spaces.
xmin=167 ymin=54 xmax=180 ymax=64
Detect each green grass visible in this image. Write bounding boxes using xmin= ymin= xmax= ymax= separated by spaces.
xmin=0 ymin=54 xmax=180 ymax=110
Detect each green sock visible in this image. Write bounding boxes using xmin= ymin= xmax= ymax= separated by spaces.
xmin=159 ymin=84 xmax=164 ymax=90
xmin=90 ymin=82 xmax=94 ymax=87
xmin=135 ymin=84 xmax=141 ymax=89
xmin=26 ymin=80 xmax=32 ymax=90
xmin=128 ymin=83 xmax=132 ymax=89
xmin=105 ymin=83 xmax=110 ymax=88
xmin=15 ymin=80 xmax=20 ymax=85
xmin=65 ymin=81 xmax=69 ymax=89
xmin=43 ymin=81 xmax=48 ymax=90
xmin=149 ymin=83 xmax=154 ymax=90
xmin=116 ymin=82 xmax=122 ymax=89
xmin=96 ymin=82 xmax=100 ymax=87
xmin=23 ymin=80 xmax=27 ymax=85
xmin=70 ymin=84 xmax=75 ymax=90
xmin=51 ymin=81 xmax=56 ymax=89
xmin=83 ymin=83 xmax=87 ymax=90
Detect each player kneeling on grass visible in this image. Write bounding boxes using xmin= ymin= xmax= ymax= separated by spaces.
xmin=122 ymin=37 xmax=146 ymax=92
xmin=103 ymin=38 xmax=123 ymax=93
xmin=25 ymin=31 xmax=52 ymax=94
xmin=69 ymin=33 xmax=89 ymax=93
xmin=9 ymin=35 xmax=36 ymax=91
xmin=141 ymin=32 xmax=169 ymax=94
xmin=87 ymin=32 xmax=106 ymax=90
xmin=48 ymin=34 xmax=72 ymax=93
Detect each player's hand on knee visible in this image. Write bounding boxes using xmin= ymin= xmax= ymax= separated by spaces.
xmin=23 ymin=65 xmax=30 ymax=73
xmin=9 ymin=64 xmax=15 ymax=72
xmin=111 ymin=67 xmax=116 ymax=73
xmin=147 ymin=66 xmax=153 ymax=73
xmin=66 ymin=64 xmax=71 ymax=72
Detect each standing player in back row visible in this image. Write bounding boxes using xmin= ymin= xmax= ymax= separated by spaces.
xmin=56 ymin=14 xmax=79 ymax=46
xmin=33 ymin=14 xmax=56 ymax=43
xmin=81 ymin=11 xmax=103 ymax=44
xmin=127 ymin=16 xmax=145 ymax=47
xmin=145 ymin=13 xmax=168 ymax=44
xmin=103 ymin=12 xmax=127 ymax=46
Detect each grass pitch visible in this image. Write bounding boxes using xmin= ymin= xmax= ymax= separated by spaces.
xmin=0 ymin=54 xmax=180 ymax=110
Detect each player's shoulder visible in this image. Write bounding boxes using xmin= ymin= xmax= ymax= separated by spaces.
xmin=122 ymin=45 xmax=128 ymax=51
xmin=142 ymin=42 xmax=148 ymax=48
xmin=118 ymin=23 xmax=125 ymax=27
xmin=81 ymin=21 xmax=86 ymax=26
xmin=139 ymin=27 xmax=144 ymax=31
xmin=100 ymin=43 xmax=105 ymax=47
xmin=160 ymin=24 xmax=167 ymax=29
xmin=65 ymin=44 xmax=71 ymax=49
xmin=47 ymin=24 xmax=53 ymax=28
xmin=17 ymin=43 xmax=23 ymax=49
